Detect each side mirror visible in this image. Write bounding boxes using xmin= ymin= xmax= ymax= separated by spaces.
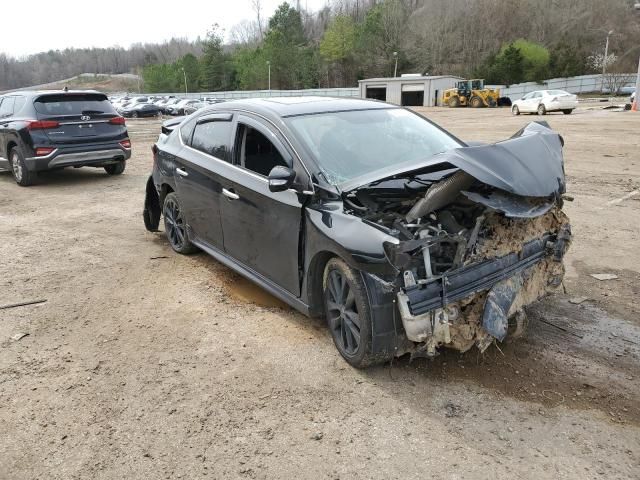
xmin=268 ymin=165 xmax=296 ymax=192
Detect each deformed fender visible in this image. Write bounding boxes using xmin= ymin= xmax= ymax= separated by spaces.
xmin=143 ymin=175 xmax=161 ymax=232
xmin=304 ymin=203 xmax=398 ymax=277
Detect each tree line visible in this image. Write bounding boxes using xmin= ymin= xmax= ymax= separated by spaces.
xmin=2 ymin=0 xmax=639 ymax=92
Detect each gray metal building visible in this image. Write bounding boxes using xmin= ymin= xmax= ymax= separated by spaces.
xmin=358 ymin=75 xmax=463 ymax=107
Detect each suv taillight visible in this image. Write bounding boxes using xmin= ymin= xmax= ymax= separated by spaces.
xmin=35 ymin=147 xmax=55 ymax=156
xmin=120 ymin=139 xmax=131 ymax=149
xmin=109 ymin=116 xmax=126 ymax=125
xmin=27 ymin=120 xmax=59 ymax=130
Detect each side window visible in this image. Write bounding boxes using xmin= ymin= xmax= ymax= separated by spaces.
xmin=0 ymin=97 xmax=15 ymax=117
xmin=191 ymin=120 xmax=232 ymax=162
xmin=236 ymin=124 xmax=290 ymax=177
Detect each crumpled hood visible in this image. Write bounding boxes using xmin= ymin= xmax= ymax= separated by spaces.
xmin=442 ymin=122 xmax=565 ymax=197
xmin=344 ymin=122 xmax=566 ymax=198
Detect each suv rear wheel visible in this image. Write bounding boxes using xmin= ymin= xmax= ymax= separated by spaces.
xmin=104 ymin=161 xmax=126 ymax=175
xmin=10 ymin=147 xmax=36 ymax=186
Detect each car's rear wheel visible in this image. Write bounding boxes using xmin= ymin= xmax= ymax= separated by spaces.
xmin=537 ymin=104 xmax=547 ymax=115
xmin=132 ymin=112 xmax=139 ymax=118
xmin=562 ymin=109 xmax=573 ymax=115
xmin=323 ymin=258 xmax=375 ymax=368
xmin=511 ymin=105 xmax=520 ymax=115
xmin=9 ymin=147 xmax=36 ymax=186
xmin=104 ymin=161 xmax=126 ymax=175
xmin=163 ymin=192 xmax=198 ymax=254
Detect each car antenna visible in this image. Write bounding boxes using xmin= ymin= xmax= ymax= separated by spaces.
xmin=63 ymin=86 xmax=69 ymax=92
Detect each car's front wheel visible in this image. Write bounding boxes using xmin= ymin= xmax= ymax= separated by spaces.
xmin=323 ymin=258 xmax=375 ymax=368
xmin=511 ymin=105 xmax=520 ymax=115
xmin=9 ymin=147 xmax=37 ymax=186
xmin=163 ymin=192 xmax=198 ymax=254
xmin=104 ymin=161 xmax=126 ymax=175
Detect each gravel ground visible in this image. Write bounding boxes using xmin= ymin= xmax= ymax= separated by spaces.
xmin=1 ymin=104 xmax=639 ymax=479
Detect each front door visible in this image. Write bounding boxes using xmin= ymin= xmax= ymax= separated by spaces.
xmin=218 ymin=115 xmax=304 ymax=296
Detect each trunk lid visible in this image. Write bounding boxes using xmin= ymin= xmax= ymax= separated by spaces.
xmin=34 ymin=93 xmax=125 ymax=145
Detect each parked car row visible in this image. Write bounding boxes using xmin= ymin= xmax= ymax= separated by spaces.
xmin=109 ymin=95 xmax=225 ymax=117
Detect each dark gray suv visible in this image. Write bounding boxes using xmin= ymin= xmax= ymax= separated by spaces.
xmin=0 ymin=90 xmax=131 ymax=186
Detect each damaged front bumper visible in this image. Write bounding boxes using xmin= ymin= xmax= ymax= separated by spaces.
xmin=396 ymin=225 xmax=571 ymax=355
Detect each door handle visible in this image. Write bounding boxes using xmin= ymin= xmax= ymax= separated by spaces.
xmin=176 ymin=167 xmax=188 ymax=177
xmin=222 ymin=188 xmax=240 ymax=200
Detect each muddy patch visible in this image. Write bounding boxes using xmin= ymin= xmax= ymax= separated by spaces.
xmin=565 ymin=261 xmax=640 ymax=326
xmin=382 ymin=296 xmax=640 ymax=426
xmin=223 ymin=274 xmax=290 ymax=309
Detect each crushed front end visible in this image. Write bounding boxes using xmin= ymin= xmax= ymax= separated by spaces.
xmin=344 ymin=122 xmax=571 ymax=357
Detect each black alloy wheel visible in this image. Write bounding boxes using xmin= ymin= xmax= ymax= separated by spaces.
xmin=323 ymin=258 xmax=377 ymax=367
xmin=163 ymin=192 xmax=197 ymax=254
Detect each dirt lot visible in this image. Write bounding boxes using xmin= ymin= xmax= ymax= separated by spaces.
xmin=1 ymin=104 xmax=639 ymax=479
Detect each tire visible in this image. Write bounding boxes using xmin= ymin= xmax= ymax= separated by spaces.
xmin=537 ymin=104 xmax=547 ymax=115
xmin=448 ymin=96 xmax=460 ymax=108
xmin=323 ymin=258 xmax=376 ymax=368
xmin=562 ymin=109 xmax=573 ymax=115
xmin=132 ymin=112 xmax=139 ymax=118
xmin=511 ymin=105 xmax=520 ymax=116
xmin=104 ymin=161 xmax=126 ymax=175
xmin=470 ymin=96 xmax=483 ymax=108
xmin=163 ymin=192 xmax=198 ymax=254
xmin=9 ymin=147 xmax=37 ymax=186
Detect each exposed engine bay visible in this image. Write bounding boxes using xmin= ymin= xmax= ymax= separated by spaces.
xmin=342 ymin=122 xmax=572 ymax=357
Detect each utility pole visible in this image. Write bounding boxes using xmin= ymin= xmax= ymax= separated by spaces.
xmin=633 ymin=54 xmax=640 ymax=111
xmin=393 ymin=52 xmax=398 ymax=78
xmin=267 ymin=61 xmax=271 ymax=93
xmin=603 ymin=30 xmax=614 ymax=77
xmin=182 ymin=67 xmax=188 ymax=95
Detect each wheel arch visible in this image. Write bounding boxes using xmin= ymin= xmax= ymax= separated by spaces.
xmin=305 ymin=250 xmax=336 ymax=318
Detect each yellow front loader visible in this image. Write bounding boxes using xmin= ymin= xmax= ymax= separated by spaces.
xmin=442 ymin=79 xmax=499 ymax=108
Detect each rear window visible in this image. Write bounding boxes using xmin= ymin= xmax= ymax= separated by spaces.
xmin=34 ymin=94 xmax=115 ymax=116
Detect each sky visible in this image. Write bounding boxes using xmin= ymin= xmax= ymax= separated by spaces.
xmin=1 ymin=0 xmax=329 ymax=58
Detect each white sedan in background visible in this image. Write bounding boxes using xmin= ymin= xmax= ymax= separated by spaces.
xmin=511 ymin=90 xmax=578 ymax=115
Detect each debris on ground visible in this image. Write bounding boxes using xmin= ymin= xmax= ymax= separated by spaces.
xmin=0 ymin=299 xmax=47 ymax=310
xmin=590 ymin=273 xmax=619 ymax=281
xmin=569 ymin=296 xmax=590 ymax=305
xmin=10 ymin=332 xmax=29 ymax=342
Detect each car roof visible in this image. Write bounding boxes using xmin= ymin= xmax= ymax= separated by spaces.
xmin=1 ymin=89 xmax=105 ymax=98
xmin=204 ymin=96 xmax=395 ymax=119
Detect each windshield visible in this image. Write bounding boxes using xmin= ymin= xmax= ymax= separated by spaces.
xmin=286 ymin=108 xmax=462 ymax=185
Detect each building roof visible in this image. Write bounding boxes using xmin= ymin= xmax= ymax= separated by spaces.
xmin=358 ymin=75 xmax=463 ymax=83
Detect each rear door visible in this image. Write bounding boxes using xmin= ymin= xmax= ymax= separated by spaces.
xmin=173 ymin=113 xmax=234 ymax=250
xmin=33 ymin=93 xmax=126 ymax=145
xmin=218 ymin=114 xmax=305 ymax=296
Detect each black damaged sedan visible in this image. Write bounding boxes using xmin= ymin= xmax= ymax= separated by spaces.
xmin=143 ymin=97 xmax=571 ymax=367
